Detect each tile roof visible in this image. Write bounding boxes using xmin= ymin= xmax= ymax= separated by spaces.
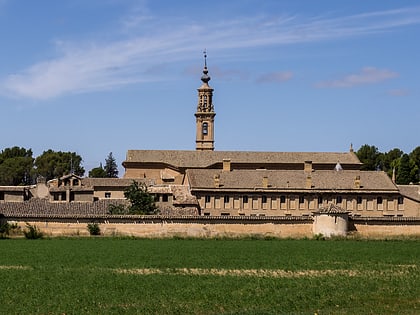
xmin=186 ymin=169 xmax=398 ymax=192
xmin=398 ymin=185 xmax=420 ymax=202
xmin=124 ymin=150 xmax=361 ymax=169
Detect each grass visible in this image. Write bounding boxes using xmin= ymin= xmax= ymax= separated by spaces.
xmin=0 ymin=238 xmax=419 ymax=314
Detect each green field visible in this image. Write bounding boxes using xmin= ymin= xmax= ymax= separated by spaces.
xmin=0 ymin=238 xmax=419 ymax=314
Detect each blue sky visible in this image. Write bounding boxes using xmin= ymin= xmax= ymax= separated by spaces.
xmin=1 ymin=0 xmax=419 ymax=175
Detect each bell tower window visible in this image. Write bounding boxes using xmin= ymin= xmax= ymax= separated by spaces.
xmin=202 ymin=122 xmax=208 ymax=135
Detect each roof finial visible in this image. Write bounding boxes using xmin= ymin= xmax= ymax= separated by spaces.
xmin=201 ymin=49 xmax=211 ymax=84
xmin=350 ymin=143 xmax=354 ymax=152
xmin=203 ymin=49 xmax=207 ymax=68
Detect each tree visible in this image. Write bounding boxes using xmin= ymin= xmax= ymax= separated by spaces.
xmin=356 ymin=145 xmax=381 ymax=171
xmin=380 ymin=148 xmax=403 ymax=177
xmin=124 ymin=181 xmax=158 ymax=215
xmin=104 ymin=152 xmax=118 ymax=178
xmin=34 ymin=150 xmax=84 ymax=180
xmin=88 ymin=163 xmax=107 ymax=178
xmin=409 ymin=146 xmax=420 ymax=183
xmin=396 ymin=154 xmax=412 ymax=184
xmin=0 ymin=147 xmax=34 ymax=185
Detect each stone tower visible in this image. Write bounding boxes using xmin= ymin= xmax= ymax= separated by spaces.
xmin=195 ymin=51 xmax=215 ymax=151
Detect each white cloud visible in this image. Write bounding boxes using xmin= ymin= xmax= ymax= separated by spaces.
xmin=1 ymin=6 xmax=419 ymax=100
xmin=256 ymin=72 xmax=293 ymax=84
xmin=315 ymin=67 xmax=398 ymax=88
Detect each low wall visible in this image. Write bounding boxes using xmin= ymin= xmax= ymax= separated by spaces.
xmin=3 ymin=215 xmax=420 ymax=238
xmin=350 ymin=217 xmax=420 ymax=238
xmin=6 ymin=215 xmax=313 ymax=238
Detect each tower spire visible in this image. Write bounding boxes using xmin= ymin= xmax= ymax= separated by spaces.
xmin=195 ymin=51 xmax=215 ymax=151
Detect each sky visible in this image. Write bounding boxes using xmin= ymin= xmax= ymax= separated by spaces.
xmin=1 ymin=0 xmax=419 ymax=175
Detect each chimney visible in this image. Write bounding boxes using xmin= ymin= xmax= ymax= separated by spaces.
xmin=262 ymin=176 xmax=269 ymax=188
xmin=354 ymin=175 xmax=361 ymax=189
xmin=214 ymin=174 xmax=220 ymax=188
xmin=222 ymin=159 xmax=231 ymax=172
xmin=304 ymin=161 xmax=313 ymax=173
xmin=306 ymin=174 xmax=312 ymax=189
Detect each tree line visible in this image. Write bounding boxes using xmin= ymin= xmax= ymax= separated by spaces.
xmin=0 ymin=147 xmax=118 ymax=185
xmin=356 ymin=145 xmax=420 ymax=185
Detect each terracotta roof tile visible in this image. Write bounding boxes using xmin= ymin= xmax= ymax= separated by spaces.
xmin=187 ymin=169 xmax=398 ymax=192
xmin=124 ymin=150 xmax=361 ymax=169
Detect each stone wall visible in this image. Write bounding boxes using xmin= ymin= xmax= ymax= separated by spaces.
xmin=4 ymin=215 xmax=420 ymax=238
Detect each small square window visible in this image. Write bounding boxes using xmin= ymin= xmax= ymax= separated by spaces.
xmin=162 ymin=194 xmax=169 ymax=202
xmin=205 ymin=195 xmax=211 ymax=203
xmin=280 ymin=196 xmax=286 ymax=204
xmin=357 ymin=196 xmax=362 ymax=204
xmin=105 ymin=192 xmax=111 ymax=198
xmin=398 ymin=196 xmax=404 ymax=204
xmin=299 ymin=196 xmax=305 ymax=204
xmin=377 ymin=197 xmax=383 ymax=204
xmin=336 ymin=196 xmax=342 ymax=204
xmin=224 ymin=196 xmax=230 ymax=204
xmin=243 ymin=196 xmax=249 ymax=203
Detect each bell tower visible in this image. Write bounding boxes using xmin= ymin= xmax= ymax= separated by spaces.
xmin=195 ymin=50 xmax=216 ymax=151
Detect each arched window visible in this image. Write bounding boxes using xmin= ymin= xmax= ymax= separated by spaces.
xmin=202 ymin=122 xmax=208 ymax=135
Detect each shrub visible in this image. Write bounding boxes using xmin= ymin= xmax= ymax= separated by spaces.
xmin=87 ymin=223 xmax=101 ymax=236
xmin=23 ymin=223 xmax=43 ymax=239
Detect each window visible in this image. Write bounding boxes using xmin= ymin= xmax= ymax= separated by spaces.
xmin=162 ymin=194 xmax=169 ymax=202
xmin=299 ymin=196 xmax=305 ymax=204
xmin=398 ymin=196 xmax=404 ymax=204
xmin=280 ymin=195 xmax=286 ymax=204
xmin=73 ymin=179 xmax=79 ymax=186
xmin=243 ymin=196 xmax=249 ymax=203
xmin=0 ymin=192 xmax=4 ymax=201
xmin=262 ymin=196 xmax=267 ymax=204
xmin=61 ymin=192 xmax=66 ymax=201
xmin=105 ymin=192 xmax=111 ymax=198
xmin=154 ymin=195 xmax=160 ymax=202
xmin=318 ymin=196 xmax=323 ymax=204
xmin=336 ymin=196 xmax=342 ymax=204
xmin=224 ymin=196 xmax=230 ymax=204
xmin=357 ymin=196 xmax=362 ymax=204
xmin=53 ymin=194 xmax=59 ymax=201
xmin=205 ymin=195 xmax=211 ymax=203
xmin=377 ymin=197 xmax=383 ymax=204
xmin=202 ymin=122 xmax=208 ymax=135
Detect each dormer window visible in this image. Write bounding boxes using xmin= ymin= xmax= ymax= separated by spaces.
xmin=202 ymin=122 xmax=208 ymax=135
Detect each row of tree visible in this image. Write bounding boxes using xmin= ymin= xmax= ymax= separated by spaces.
xmin=356 ymin=145 xmax=420 ymax=184
xmin=0 ymin=147 xmax=119 ymax=186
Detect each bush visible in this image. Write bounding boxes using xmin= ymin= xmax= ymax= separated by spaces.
xmin=23 ymin=223 xmax=43 ymax=239
xmin=87 ymin=223 xmax=101 ymax=236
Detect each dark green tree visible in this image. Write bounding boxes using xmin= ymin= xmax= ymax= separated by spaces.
xmin=409 ymin=146 xmax=420 ymax=183
xmin=396 ymin=154 xmax=412 ymax=184
xmin=0 ymin=147 xmax=34 ymax=185
xmin=105 ymin=152 xmax=118 ymax=178
xmin=88 ymin=163 xmax=107 ymax=178
xmin=356 ymin=144 xmax=381 ymax=171
xmin=34 ymin=150 xmax=84 ymax=180
xmin=124 ymin=181 xmax=158 ymax=215
xmin=380 ymin=148 xmax=403 ymax=176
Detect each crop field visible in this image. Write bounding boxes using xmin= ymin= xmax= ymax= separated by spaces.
xmin=0 ymin=238 xmax=419 ymax=314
